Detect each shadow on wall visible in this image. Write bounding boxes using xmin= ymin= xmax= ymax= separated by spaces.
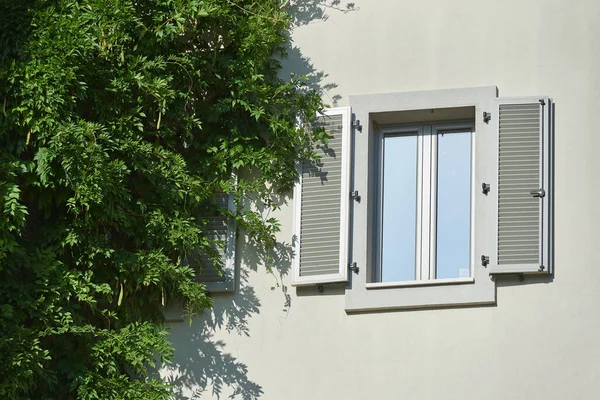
xmin=162 ymin=195 xmax=297 ymax=399
xmin=237 ymin=191 xmax=295 ymax=316
xmin=162 ymin=2 xmax=359 ymax=399
xmin=287 ymin=0 xmax=358 ymax=26
xmin=279 ymin=44 xmax=342 ymax=107
xmin=162 ymin=265 xmax=262 ymax=400
xmin=279 ymin=1 xmax=359 ymax=107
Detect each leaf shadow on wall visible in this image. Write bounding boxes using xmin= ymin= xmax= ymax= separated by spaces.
xmin=238 ymin=192 xmax=295 ymax=316
xmin=279 ymin=43 xmax=342 ymax=107
xmin=160 ymin=195 xmax=295 ymax=400
xmin=279 ymin=1 xmax=359 ymax=106
xmin=160 ymin=265 xmax=263 ymax=400
xmin=287 ymin=0 xmax=358 ymax=27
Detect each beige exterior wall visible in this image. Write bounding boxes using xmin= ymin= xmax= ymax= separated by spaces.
xmin=163 ymin=1 xmax=600 ymax=398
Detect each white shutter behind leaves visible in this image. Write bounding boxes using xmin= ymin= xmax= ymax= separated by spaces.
xmin=193 ymin=192 xmax=236 ymax=292
xmin=293 ymin=107 xmax=351 ymax=286
xmin=491 ymin=98 xmax=553 ymax=274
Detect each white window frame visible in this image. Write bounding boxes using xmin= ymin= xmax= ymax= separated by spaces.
xmin=345 ymin=87 xmax=498 ymax=312
xmin=373 ymin=122 xmax=475 ymax=284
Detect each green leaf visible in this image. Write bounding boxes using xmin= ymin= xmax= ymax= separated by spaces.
xmin=0 ymin=0 xmax=325 ymax=396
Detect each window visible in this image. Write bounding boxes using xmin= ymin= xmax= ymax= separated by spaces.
xmin=292 ymin=87 xmax=553 ymax=312
xmin=191 ymin=192 xmax=237 ymax=293
xmin=375 ymin=123 xmax=474 ymax=284
xmin=164 ymin=192 xmax=236 ymax=322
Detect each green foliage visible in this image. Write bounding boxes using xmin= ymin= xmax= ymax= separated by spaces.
xmin=0 ymin=0 xmax=324 ymax=398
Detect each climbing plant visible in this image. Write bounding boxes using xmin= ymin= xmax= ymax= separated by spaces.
xmin=0 ymin=0 xmax=329 ymax=398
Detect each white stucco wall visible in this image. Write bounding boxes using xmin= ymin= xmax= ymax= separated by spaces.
xmin=163 ymin=1 xmax=600 ymax=399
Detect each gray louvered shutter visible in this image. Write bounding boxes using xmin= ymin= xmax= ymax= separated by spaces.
xmin=192 ymin=192 xmax=236 ymax=292
xmin=292 ymin=107 xmax=352 ymax=285
xmin=491 ymin=98 xmax=553 ymax=274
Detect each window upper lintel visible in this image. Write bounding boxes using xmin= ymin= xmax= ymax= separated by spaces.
xmin=371 ymin=105 xmax=475 ymax=126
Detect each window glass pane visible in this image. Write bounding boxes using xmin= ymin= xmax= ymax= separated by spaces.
xmin=381 ymin=135 xmax=417 ymax=282
xmin=436 ymin=131 xmax=471 ymax=279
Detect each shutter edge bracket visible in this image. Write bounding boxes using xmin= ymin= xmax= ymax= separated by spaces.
xmin=530 ymin=188 xmax=546 ymax=198
xmin=349 ymin=262 xmax=359 ymax=274
xmin=351 ymin=118 xmax=362 ymax=132
xmin=350 ymin=190 xmax=361 ymax=202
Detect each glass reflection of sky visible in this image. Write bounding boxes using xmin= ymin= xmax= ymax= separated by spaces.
xmin=381 ymin=135 xmax=417 ymax=282
xmin=380 ymin=131 xmax=471 ymax=282
xmin=436 ymin=132 xmax=471 ymax=279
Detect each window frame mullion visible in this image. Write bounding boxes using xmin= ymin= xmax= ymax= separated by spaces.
xmin=415 ymin=130 xmax=423 ymax=280
xmin=428 ymin=129 xmax=438 ymax=280
xmin=418 ymin=126 xmax=434 ymax=281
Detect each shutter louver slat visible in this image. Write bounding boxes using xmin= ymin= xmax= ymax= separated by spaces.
xmin=492 ymin=98 xmax=552 ymax=275
xmin=498 ymin=103 xmax=540 ymax=266
xmin=300 ymin=115 xmax=342 ymax=278
xmin=293 ymin=107 xmax=351 ymax=285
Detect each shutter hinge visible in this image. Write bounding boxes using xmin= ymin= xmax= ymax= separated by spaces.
xmin=483 ymin=111 xmax=491 ymax=124
xmin=349 ymin=262 xmax=359 ymax=274
xmin=482 ymin=182 xmax=491 ymax=195
xmin=481 ymin=255 xmax=490 ymax=267
xmin=351 ymin=116 xmax=362 ymax=132
xmin=350 ymin=190 xmax=361 ymax=202
xmin=530 ymin=188 xmax=546 ymax=198
xmin=539 ymin=99 xmax=546 ymax=106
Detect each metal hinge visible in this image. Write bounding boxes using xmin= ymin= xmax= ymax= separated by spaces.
xmin=483 ymin=111 xmax=491 ymax=124
xmin=539 ymin=99 xmax=546 ymax=106
xmin=349 ymin=262 xmax=359 ymax=274
xmin=530 ymin=188 xmax=546 ymax=198
xmin=350 ymin=190 xmax=361 ymax=202
xmin=482 ymin=183 xmax=491 ymax=195
xmin=351 ymin=116 xmax=362 ymax=132
xmin=481 ymin=255 xmax=490 ymax=267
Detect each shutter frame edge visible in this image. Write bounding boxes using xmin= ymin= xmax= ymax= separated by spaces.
xmin=490 ymin=97 xmax=553 ymax=275
xmin=292 ymin=107 xmax=352 ymax=286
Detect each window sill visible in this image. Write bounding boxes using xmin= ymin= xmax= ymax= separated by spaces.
xmin=366 ymin=277 xmax=474 ymax=289
xmin=345 ymin=277 xmax=495 ymax=312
